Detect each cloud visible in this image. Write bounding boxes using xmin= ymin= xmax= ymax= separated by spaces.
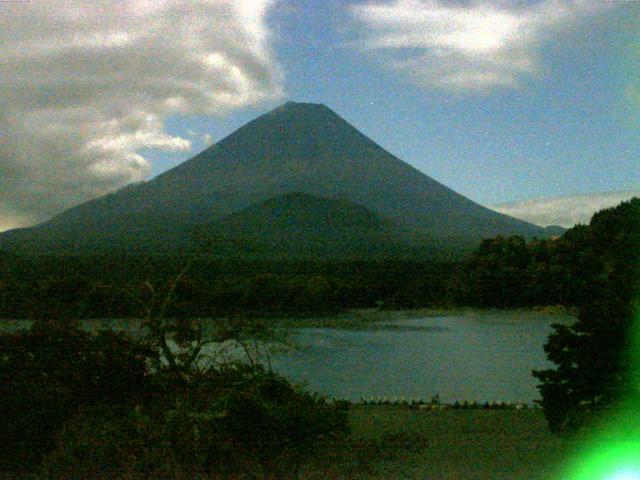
xmin=350 ymin=0 xmax=608 ymax=92
xmin=492 ymin=191 xmax=640 ymax=227
xmin=203 ymin=133 xmax=214 ymax=145
xmin=0 ymin=210 xmax=36 ymax=234
xmin=0 ymin=0 xmax=283 ymax=231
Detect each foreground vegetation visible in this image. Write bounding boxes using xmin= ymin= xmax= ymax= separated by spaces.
xmin=534 ymin=198 xmax=640 ymax=432
xmin=0 ymin=317 xmax=349 ymax=479
xmin=2 ymin=403 xmax=579 ymax=479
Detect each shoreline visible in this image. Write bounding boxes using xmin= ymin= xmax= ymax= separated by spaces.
xmin=272 ymin=305 xmax=576 ymax=329
xmin=0 ymin=305 xmax=577 ymax=333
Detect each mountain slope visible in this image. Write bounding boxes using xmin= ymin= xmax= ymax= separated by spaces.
xmin=199 ymin=192 xmax=445 ymax=260
xmin=0 ymin=101 xmax=550 ymax=255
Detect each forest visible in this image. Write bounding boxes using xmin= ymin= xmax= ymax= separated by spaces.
xmin=0 ymin=224 xmax=599 ymax=320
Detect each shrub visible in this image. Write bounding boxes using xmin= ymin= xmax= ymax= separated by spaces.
xmin=0 ymin=319 xmax=152 ymax=469
xmin=41 ymin=365 xmax=349 ymax=479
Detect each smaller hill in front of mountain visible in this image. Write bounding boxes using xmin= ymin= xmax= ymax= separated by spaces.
xmin=196 ymin=193 xmax=451 ymax=260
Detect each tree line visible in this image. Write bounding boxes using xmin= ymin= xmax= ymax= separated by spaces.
xmin=0 ymin=255 xmax=462 ymax=319
xmin=0 ymin=230 xmax=602 ymax=320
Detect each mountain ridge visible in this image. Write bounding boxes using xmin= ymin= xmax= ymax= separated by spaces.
xmin=0 ymin=101 xmax=552 ymax=256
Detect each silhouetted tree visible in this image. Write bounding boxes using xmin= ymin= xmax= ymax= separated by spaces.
xmin=533 ymin=198 xmax=640 ymax=432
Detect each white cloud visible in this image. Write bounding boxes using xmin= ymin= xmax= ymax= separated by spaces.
xmin=350 ymin=0 xmax=608 ymax=92
xmin=0 ymin=209 xmax=36 ymax=234
xmin=0 ymin=0 xmax=283 ymax=231
xmin=203 ymin=133 xmax=214 ymax=145
xmin=492 ymin=191 xmax=640 ymax=228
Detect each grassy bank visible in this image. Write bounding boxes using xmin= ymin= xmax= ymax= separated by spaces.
xmin=301 ymin=405 xmax=578 ymax=479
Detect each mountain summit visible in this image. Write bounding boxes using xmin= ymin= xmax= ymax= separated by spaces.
xmin=0 ymin=101 xmax=549 ymax=256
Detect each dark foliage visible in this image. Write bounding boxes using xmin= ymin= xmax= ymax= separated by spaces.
xmin=0 ymin=316 xmax=349 ymax=478
xmin=0 ymin=256 xmax=463 ymax=319
xmin=41 ymin=366 xmax=349 ymax=479
xmin=0 ymin=319 xmax=152 ymax=468
xmin=0 ymin=227 xmax=609 ymax=319
xmin=459 ymin=228 xmax=600 ymax=308
xmin=533 ymin=198 xmax=640 ymax=432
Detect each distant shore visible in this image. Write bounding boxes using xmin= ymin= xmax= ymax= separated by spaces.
xmin=273 ymin=305 xmax=577 ymax=329
xmin=0 ymin=305 xmax=577 ymax=333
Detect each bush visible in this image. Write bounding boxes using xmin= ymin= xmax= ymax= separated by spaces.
xmin=41 ymin=365 xmax=349 ymax=479
xmin=0 ymin=319 xmax=152 ymax=469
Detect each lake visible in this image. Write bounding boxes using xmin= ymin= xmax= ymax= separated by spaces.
xmin=268 ymin=310 xmax=575 ymax=404
xmin=0 ymin=309 xmax=574 ymax=404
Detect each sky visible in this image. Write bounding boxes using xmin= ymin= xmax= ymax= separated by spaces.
xmin=0 ymin=0 xmax=638 ymax=231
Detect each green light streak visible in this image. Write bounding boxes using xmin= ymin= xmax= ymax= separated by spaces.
xmin=560 ymin=307 xmax=640 ymax=480
xmin=563 ymin=430 xmax=640 ymax=479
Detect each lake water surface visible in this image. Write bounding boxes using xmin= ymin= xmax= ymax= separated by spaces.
xmin=0 ymin=310 xmax=574 ymax=404
xmin=269 ymin=310 xmax=574 ymax=404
